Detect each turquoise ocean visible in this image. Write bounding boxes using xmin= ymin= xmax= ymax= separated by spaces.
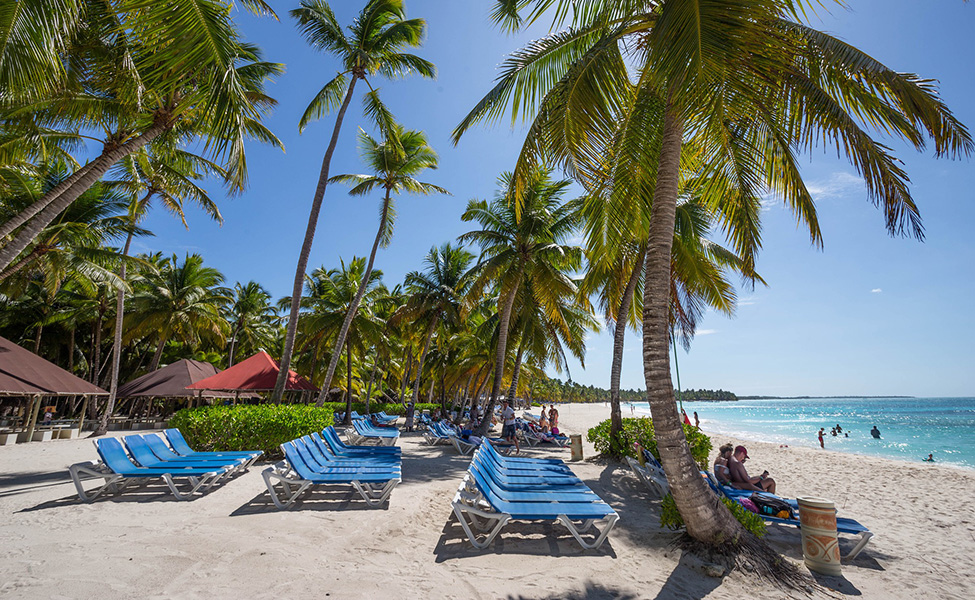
xmin=630 ymin=397 xmax=975 ymax=470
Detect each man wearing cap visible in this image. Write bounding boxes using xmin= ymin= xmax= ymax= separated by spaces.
xmin=728 ymin=445 xmax=776 ymax=493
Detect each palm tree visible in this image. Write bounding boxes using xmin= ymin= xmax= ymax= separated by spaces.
xmin=314 ymin=124 xmax=447 ymax=404
xmin=396 ymin=242 xmax=475 ymax=411
xmin=95 ymin=145 xmax=226 ymax=436
xmin=295 ymin=258 xmax=385 ymax=419
xmin=275 ymin=0 xmax=436 ymax=403
xmin=225 ymin=281 xmax=278 ymax=367
xmin=457 ymin=0 xmax=972 ymax=553
xmin=0 ymin=1 xmax=282 ymax=273
xmin=125 ymin=253 xmax=230 ymax=372
xmin=460 ymin=168 xmax=583 ymax=436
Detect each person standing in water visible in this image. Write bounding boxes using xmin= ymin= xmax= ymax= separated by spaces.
xmin=818 ymin=428 xmax=825 ymax=449
xmin=693 ymin=411 xmax=700 ymax=428
xmin=871 ymin=425 xmax=882 ymax=439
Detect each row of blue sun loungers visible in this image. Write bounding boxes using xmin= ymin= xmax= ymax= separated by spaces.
xmin=346 ymin=417 xmax=400 ymax=446
xmin=452 ymin=441 xmax=618 ymax=550
xmin=68 ymin=429 xmax=262 ymax=502
xmin=334 ymin=411 xmax=398 ymax=425
xmin=262 ymin=426 xmax=401 ymax=509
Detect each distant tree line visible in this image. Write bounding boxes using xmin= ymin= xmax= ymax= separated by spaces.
xmin=677 ymin=388 xmax=738 ymax=402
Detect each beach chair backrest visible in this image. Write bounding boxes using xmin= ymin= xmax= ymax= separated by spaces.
xmin=282 ymin=441 xmax=319 ymax=480
xmin=164 ymin=429 xmax=196 ymax=455
xmin=123 ymin=435 xmax=164 ymax=467
xmin=95 ymin=438 xmax=141 ymax=475
xmin=142 ymin=434 xmax=182 ymax=460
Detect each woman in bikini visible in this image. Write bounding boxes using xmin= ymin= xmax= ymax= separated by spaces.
xmin=713 ymin=443 xmax=734 ymax=485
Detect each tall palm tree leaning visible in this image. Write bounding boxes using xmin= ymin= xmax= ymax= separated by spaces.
xmin=398 ymin=243 xmax=475 ymax=409
xmin=460 ymin=168 xmax=583 ymax=437
xmin=93 ymin=146 xmax=225 ymax=437
xmin=457 ymin=0 xmax=971 ymax=565
xmin=313 ymin=124 xmax=447 ymax=412
xmin=275 ymin=0 xmax=436 ymax=403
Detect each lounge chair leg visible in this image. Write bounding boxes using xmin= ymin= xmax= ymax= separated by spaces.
xmin=843 ymin=531 xmax=874 ymax=560
xmin=351 ymin=479 xmax=399 ymax=508
xmin=68 ymin=462 xmax=123 ymax=503
xmin=262 ymin=467 xmax=310 ymax=509
xmin=453 ymin=504 xmax=509 ymax=550
xmin=557 ymin=514 xmax=618 ymax=550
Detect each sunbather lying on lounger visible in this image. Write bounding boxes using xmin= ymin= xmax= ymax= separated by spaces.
xmin=729 ymin=445 xmax=776 ymax=493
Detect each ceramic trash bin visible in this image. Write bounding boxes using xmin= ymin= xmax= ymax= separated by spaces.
xmin=797 ymin=496 xmax=842 ymax=576
xmin=569 ymin=434 xmax=583 ymax=461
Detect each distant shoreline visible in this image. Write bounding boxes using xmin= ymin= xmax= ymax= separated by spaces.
xmin=735 ymin=395 xmax=916 ymax=400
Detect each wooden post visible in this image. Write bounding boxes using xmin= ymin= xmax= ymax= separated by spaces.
xmin=25 ymin=394 xmax=42 ymax=441
xmin=78 ymin=396 xmax=89 ymax=432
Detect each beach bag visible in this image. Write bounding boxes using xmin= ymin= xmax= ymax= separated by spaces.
xmin=737 ymin=497 xmax=759 ymax=514
xmin=751 ymin=494 xmax=795 ymax=520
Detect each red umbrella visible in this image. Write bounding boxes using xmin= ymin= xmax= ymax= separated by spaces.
xmin=185 ymin=351 xmax=317 ymax=392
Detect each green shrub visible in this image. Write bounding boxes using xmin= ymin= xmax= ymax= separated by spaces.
xmin=168 ymin=404 xmax=334 ymax=460
xmin=660 ymin=493 xmax=767 ymax=537
xmin=586 ymin=417 xmax=712 ymax=469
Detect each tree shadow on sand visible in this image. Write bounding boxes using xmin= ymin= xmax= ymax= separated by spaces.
xmin=229 ymin=486 xmax=394 ymax=515
xmin=433 ymin=511 xmax=619 ymax=560
xmin=0 ymin=469 xmax=75 ymax=498
xmin=506 ymin=581 xmax=639 ymax=600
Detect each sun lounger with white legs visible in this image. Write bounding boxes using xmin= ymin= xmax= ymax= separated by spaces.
xmin=320 ymin=426 xmax=400 ymax=455
xmin=68 ymin=438 xmax=229 ymax=502
xmin=625 ymin=456 xmax=670 ymax=498
xmin=347 ymin=418 xmax=400 ymax=446
xmin=262 ymin=440 xmax=400 ymax=509
xmin=451 ymin=446 xmax=618 ymax=550
xmin=163 ymin=428 xmax=263 ymax=467
xmin=131 ymin=435 xmax=248 ymax=474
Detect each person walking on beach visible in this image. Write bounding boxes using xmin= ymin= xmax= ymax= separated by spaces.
xmin=693 ymin=411 xmax=700 ymax=428
xmin=501 ymin=400 xmax=519 ymax=453
xmin=818 ymin=428 xmax=825 ymax=449
xmin=404 ymin=402 xmax=415 ymax=432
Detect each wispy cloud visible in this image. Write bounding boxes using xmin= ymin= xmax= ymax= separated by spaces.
xmin=696 ymin=329 xmax=717 ymax=336
xmin=738 ymin=296 xmax=757 ymax=306
xmin=807 ymin=172 xmax=863 ymax=200
xmin=871 ymin=288 xmax=882 ymax=294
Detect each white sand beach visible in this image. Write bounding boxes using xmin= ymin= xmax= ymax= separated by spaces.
xmin=2 ymin=403 xmax=974 ymax=600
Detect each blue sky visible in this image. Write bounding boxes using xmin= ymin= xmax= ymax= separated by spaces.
xmin=133 ymin=1 xmax=975 ymax=398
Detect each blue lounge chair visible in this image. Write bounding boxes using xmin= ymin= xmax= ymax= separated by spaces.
xmin=348 ymin=418 xmax=400 ymax=446
xmin=298 ymin=436 xmax=400 ymax=472
xmin=309 ymin=433 xmax=401 ymax=465
xmin=139 ymin=434 xmax=249 ymax=473
xmin=163 ymin=429 xmax=263 ymax=466
xmin=123 ymin=435 xmax=245 ymax=471
xmin=321 ymin=426 xmax=400 ymax=455
xmin=451 ymin=446 xmax=618 ymax=550
xmin=262 ymin=440 xmax=400 ymax=509
xmin=68 ymin=438 xmax=229 ymax=502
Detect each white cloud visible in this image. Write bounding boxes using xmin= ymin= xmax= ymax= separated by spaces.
xmin=807 ymin=172 xmax=864 ymax=200
xmin=871 ymin=288 xmax=883 ymax=294
xmin=738 ymin=296 xmax=757 ymax=306
xmin=696 ymin=329 xmax=718 ymax=336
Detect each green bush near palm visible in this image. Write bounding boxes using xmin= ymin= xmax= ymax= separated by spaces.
xmin=169 ymin=405 xmax=334 ymax=460
xmin=587 ymin=417 xmax=712 ymax=469
xmin=660 ymin=493 xmax=767 ymax=538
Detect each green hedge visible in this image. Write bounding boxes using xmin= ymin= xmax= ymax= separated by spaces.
xmin=660 ymin=493 xmax=767 ymax=537
xmin=168 ymin=405 xmax=334 ymax=460
xmin=586 ymin=417 xmax=713 ymax=469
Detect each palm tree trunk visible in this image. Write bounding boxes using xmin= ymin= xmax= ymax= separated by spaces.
xmin=316 ymin=188 xmax=390 ymax=405
xmin=0 ymin=162 xmax=95 ymax=244
xmin=409 ymin=314 xmax=439 ymax=411
xmin=643 ymin=105 xmax=742 ymax=543
xmin=364 ymin=358 xmax=377 ymax=415
xmin=68 ymin=327 xmax=75 ymax=373
xmin=227 ymin=321 xmax=241 ymax=367
xmin=91 ymin=312 xmax=103 ymax=384
xmin=33 ymin=324 xmax=43 ymax=353
xmin=342 ymin=338 xmax=354 ymax=423
xmin=475 ymin=270 xmax=523 ymax=437
xmin=0 ymin=123 xmax=168 ymax=275
xmin=610 ymin=247 xmax=646 ymax=456
xmin=275 ymin=77 xmax=360 ymax=403
xmin=148 ymin=333 xmax=167 ymax=372
xmin=506 ymin=338 xmax=526 ymax=405
xmin=399 ymin=346 xmax=413 ymax=405
xmin=0 ymin=245 xmax=45 ymax=280
xmin=92 ymin=219 xmax=141 ymax=437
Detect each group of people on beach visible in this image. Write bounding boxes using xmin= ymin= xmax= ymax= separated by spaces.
xmin=816 ymin=423 xmax=886 ymax=448
xmin=713 ymin=443 xmax=775 ymax=493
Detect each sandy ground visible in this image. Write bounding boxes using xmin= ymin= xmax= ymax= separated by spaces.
xmin=1 ymin=403 xmax=974 ymax=600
